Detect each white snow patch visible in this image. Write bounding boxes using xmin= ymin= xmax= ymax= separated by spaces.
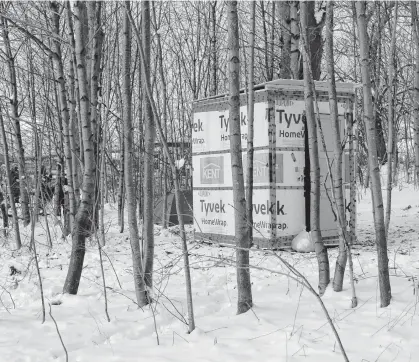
xmin=291 ymin=230 xmax=314 ymax=253
xmin=0 ymin=186 xmax=418 ymax=361
xmin=175 ymin=158 xmax=185 ymax=169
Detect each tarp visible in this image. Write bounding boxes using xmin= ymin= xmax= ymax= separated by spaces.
xmin=154 ymin=190 xmax=193 ymax=226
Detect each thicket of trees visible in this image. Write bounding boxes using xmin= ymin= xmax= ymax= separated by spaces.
xmin=0 ymin=0 xmax=417 ymax=334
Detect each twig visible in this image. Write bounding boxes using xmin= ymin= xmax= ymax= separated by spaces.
xmin=172 ymin=331 xmax=189 ymax=345
xmin=0 ymin=284 xmax=15 ymax=309
xmin=100 ymin=248 xmax=122 ymax=289
xmin=49 ymin=303 xmax=68 ymax=362
xmin=98 ymin=240 xmax=111 ymax=322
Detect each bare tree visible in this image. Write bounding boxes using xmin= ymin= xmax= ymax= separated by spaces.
xmin=142 ymin=0 xmax=155 ymax=292
xmin=228 ymin=0 xmax=253 ymax=314
xmin=385 ymin=2 xmax=398 ymax=237
xmin=325 ymin=1 xmax=347 ymax=292
xmin=300 ymin=0 xmax=329 ymax=296
xmin=412 ymin=2 xmax=419 ymax=187
xmin=279 ymin=1 xmax=291 ymax=79
xmin=324 ymin=1 xmax=357 ymax=306
xmin=0 ymin=12 xmax=30 ymax=226
xmin=125 ymin=2 xmax=196 ymax=332
xmin=356 ymin=0 xmax=391 ymax=307
xmin=50 ymin=1 xmax=75 ymax=232
xmin=122 ymin=1 xmax=149 ymax=307
xmin=63 ymin=0 xmax=97 ymax=294
xmin=246 ymin=1 xmax=256 ymax=242
xmin=290 ymin=1 xmax=300 ymax=79
xmin=0 ymin=103 xmax=20 ymax=249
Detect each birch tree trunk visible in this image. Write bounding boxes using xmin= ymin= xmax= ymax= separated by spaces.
xmin=210 ymin=1 xmax=217 ymax=96
xmin=246 ymin=1 xmax=255 ymax=242
xmin=326 ymin=1 xmax=347 ymax=292
xmin=279 ymin=1 xmax=291 ymax=79
xmin=1 ymin=14 xmax=30 ymax=226
xmin=122 ymin=2 xmax=149 ymax=306
xmin=385 ymin=2 xmax=398 ymax=237
xmin=50 ymin=1 xmax=75 ymax=231
xmin=325 ymin=2 xmax=357 ymax=305
xmin=412 ymin=2 xmax=419 ymax=187
xmin=300 ymin=1 xmax=330 ymax=296
xmin=142 ymin=0 xmax=155 ymax=291
xmin=65 ymin=1 xmax=81 ymax=209
xmin=125 ymin=4 xmax=195 ymax=332
xmin=0 ymin=105 xmax=20 ymax=249
xmin=356 ymin=0 xmax=391 ymax=307
xmin=154 ymin=10 xmax=168 ymax=229
xmin=290 ymin=1 xmax=300 ymax=80
xmin=63 ymin=0 xmax=97 ymax=295
xmin=228 ymin=1 xmax=252 ymax=314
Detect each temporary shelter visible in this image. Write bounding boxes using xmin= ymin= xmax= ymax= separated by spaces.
xmin=191 ymin=79 xmax=356 ymax=248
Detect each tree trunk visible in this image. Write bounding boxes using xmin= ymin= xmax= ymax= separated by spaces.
xmin=1 ymin=14 xmax=30 ymax=226
xmin=279 ymin=1 xmax=291 ymax=79
xmin=154 ymin=11 xmax=169 ymax=229
xmin=142 ymin=0 xmax=155 ymax=291
xmin=304 ymin=1 xmax=326 ymax=81
xmin=210 ymin=1 xmax=217 ymax=96
xmin=0 ymin=105 xmax=20 ymax=249
xmin=385 ymin=2 xmax=398 ymax=238
xmin=65 ymin=1 xmax=81 ymax=210
xmin=290 ymin=1 xmax=300 ymax=80
xmin=413 ymin=2 xmax=419 ymax=187
xmin=356 ymin=0 xmax=391 ymax=307
xmin=326 ymin=1 xmax=347 ymax=292
xmin=246 ymin=1 xmax=256 ymax=243
xmin=228 ymin=1 xmax=253 ymax=314
xmin=63 ymin=0 xmax=97 ymax=295
xmin=125 ymin=3 xmax=196 ymax=332
xmin=122 ymin=3 xmax=149 ymax=306
xmin=50 ymin=2 xmax=76 ymax=231
xmin=300 ymin=1 xmax=329 ymax=296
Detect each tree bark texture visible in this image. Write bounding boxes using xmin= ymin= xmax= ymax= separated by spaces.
xmin=0 ymin=105 xmax=21 ymax=249
xmin=1 ymin=14 xmax=30 ymax=226
xmin=385 ymin=2 xmax=398 ymax=237
xmin=246 ymin=1 xmax=256 ymax=242
xmin=279 ymin=1 xmax=291 ymax=79
xmin=356 ymin=0 xmax=391 ymax=307
xmin=50 ymin=1 xmax=75 ymax=231
xmin=413 ymin=2 xmax=419 ymax=187
xmin=325 ymin=1 xmax=347 ymax=292
xmin=228 ymin=1 xmax=253 ymax=314
xmin=125 ymin=3 xmax=196 ymax=332
xmin=142 ymin=0 xmax=156 ymax=291
xmin=63 ymin=0 xmax=97 ymax=295
xmin=290 ymin=1 xmax=300 ymax=80
xmin=123 ymin=2 xmax=149 ymax=307
xmin=300 ymin=1 xmax=330 ymax=296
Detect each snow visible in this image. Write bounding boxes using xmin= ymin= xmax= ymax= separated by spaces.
xmin=1 ymin=187 xmax=419 ymax=361
xmin=175 ymin=158 xmax=185 ymax=169
xmin=291 ymin=230 xmax=314 ymax=253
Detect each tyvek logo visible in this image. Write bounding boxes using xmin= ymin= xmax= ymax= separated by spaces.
xmin=200 ymin=156 xmax=224 ymax=184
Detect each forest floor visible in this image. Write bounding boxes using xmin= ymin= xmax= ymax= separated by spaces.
xmin=0 ymin=184 xmax=419 ymax=362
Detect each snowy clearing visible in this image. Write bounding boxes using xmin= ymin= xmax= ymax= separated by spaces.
xmin=0 ymin=186 xmax=418 ymax=362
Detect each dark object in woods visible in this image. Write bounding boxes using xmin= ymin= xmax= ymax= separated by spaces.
xmin=10 ymin=165 xmax=19 ymax=203
xmin=41 ymin=166 xmax=54 ymax=203
xmin=0 ymin=190 xmax=8 ymax=229
xmin=154 ymin=190 xmax=193 ymax=226
xmin=9 ymin=265 xmax=21 ymax=276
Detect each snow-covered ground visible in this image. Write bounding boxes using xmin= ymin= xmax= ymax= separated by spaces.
xmin=1 ymin=185 xmax=419 ymax=362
